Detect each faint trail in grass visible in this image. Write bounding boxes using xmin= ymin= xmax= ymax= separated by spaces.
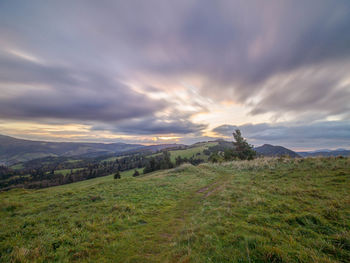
xmin=162 ymin=167 xmax=233 ymax=262
xmin=196 ymin=167 xmax=231 ymax=199
xmin=204 ymin=184 xmax=226 ymax=197
xmin=196 ymin=181 xmax=220 ymax=193
xmin=128 ymin=166 xmax=232 ymax=262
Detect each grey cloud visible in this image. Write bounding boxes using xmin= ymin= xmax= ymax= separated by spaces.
xmin=249 ymin=64 xmax=350 ymax=118
xmin=0 ymin=49 xmax=205 ymax=134
xmin=127 ymin=0 xmax=350 ymax=94
xmin=0 ymin=52 xmax=165 ymax=122
xmin=3 ymin=1 xmax=350 ymax=83
xmin=1 ymin=0 xmax=350 ymax=137
xmin=0 ymin=51 xmax=77 ymax=86
xmin=93 ymin=115 xmax=207 ymax=135
xmin=213 ymin=121 xmax=350 ymax=149
xmin=94 ymin=0 xmax=350 ymax=118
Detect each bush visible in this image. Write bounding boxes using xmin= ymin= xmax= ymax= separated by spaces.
xmin=114 ymin=171 xmax=121 ymax=179
xmin=209 ymin=153 xmax=223 ymax=163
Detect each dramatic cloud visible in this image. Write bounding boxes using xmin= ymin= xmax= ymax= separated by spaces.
xmin=93 ymin=116 xmax=207 ymax=135
xmin=213 ymin=121 xmax=350 ymax=150
xmin=248 ymin=62 xmax=350 ymax=119
xmin=0 ymin=51 xmax=166 ymax=122
xmin=0 ymin=0 xmax=349 ymax=146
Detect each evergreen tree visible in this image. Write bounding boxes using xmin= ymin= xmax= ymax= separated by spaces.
xmin=232 ymin=129 xmax=256 ymax=160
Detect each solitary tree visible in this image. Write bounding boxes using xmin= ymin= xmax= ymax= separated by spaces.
xmin=114 ymin=170 xmax=121 ymax=179
xmin=232 ymin=129 xmax=256 ymax=160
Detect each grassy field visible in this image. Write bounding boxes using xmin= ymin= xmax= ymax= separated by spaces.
xmin=51 ymin=168 xmax=84 ymax=176
xmin=100 ymin=156 xmax=127 ymax=162
xmin=168 ymin=142 xmax=218 ymax=162
xmin=0 ymin=157 xmax=349 ymax=262
xmin=9 ymin=163 xmax=24 ymax=170
xmin=100 ymin=141 xmax=218 ymax=164
xmin=120 ymin=168 xmax=144 ymax=177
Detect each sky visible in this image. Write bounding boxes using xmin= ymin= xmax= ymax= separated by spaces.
xmin=0 ymin=0 xmax=350 ymax=150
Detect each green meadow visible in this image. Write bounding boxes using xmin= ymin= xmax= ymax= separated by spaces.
xmin=168 ymin=142 xmax=218 ymax=162
xmin=50 ymin=168 xmax=84 ymax=176
xmin=1 ymin=157 xmax=349 ymax=262
xmin=120 ymin=168 xmax=144 ymax=177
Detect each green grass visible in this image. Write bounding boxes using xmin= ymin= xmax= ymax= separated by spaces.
xmin=52 ymin=168 xmax=84 ymax=176
xmin=120 ymin=168 xmax=144 ymax=177
xmin=0 ymin=157 xmax=349 ymax=262
xmin=101 ymin=156 xmax=118 ymax=162
xmin=168 ymin=142 xmax=218 ymax=162
xmin=66 ymin=159 xmax=81 ymax=163
xmin=9 ymin=163 xmax=24 ymax=170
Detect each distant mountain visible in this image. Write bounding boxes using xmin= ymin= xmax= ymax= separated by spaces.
xmin=0 ymin=134 xmax=183 ymax=165
xmin=308 ymin=149 xmax=333 ymax=153
xmin=254 ymin=144 xmax=300 ymax=158
xmin=297 ymin=149 xmax=350 ymax=157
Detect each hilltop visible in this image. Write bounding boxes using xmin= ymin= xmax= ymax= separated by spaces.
xmin=1 ymin=157 xmax=349 ymax=262
xmin=254 ymin=144 xmax=300 ymax=158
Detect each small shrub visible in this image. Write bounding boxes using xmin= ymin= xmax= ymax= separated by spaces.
xmin=114 ymin=171 xmax=121 ymax=179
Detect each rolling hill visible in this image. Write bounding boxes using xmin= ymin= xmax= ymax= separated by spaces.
xmin=0 ymin=134 xmax=182 ymax=165
xmin=254 ymin=144 xmax=300 ymax=157
xmin=298 ymin=149 xmax=350 ymax=157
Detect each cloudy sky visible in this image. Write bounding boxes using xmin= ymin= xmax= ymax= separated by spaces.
xmin=0 ymin=0 xmax=349 ymax=150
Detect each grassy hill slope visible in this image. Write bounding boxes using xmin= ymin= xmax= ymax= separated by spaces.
xmin=168 ymin=141 xmax=218 ymax=162
xmin=1 ymin=157 xmax=350 ymax=262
